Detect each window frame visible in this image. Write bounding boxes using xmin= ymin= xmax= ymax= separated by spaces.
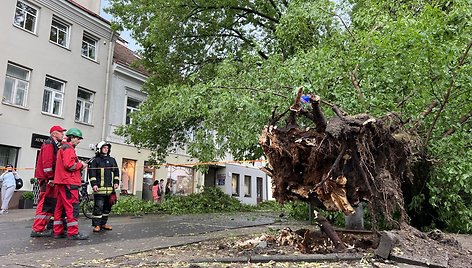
xmin=81 ymin=33 xmax=98 ymax=61
xmin=13 ymin=0 xmax=38 ymax=34
xmin=41 ymin=76 xmax=65 ymax=116
xmin=75 ymin=87 xmax=94 ymax=124
xmin=0 ymin=145 xmax=19 ymax=168
xmin=125 ymin=97 xmax=140 ymax=125
xmin=244 ymin=175 xmax=252 ymax=197
xmin=49 ymin=17 xmax=70 ymax=48
xmin=3 ymin=62 xmax=30 ymax=107
xmin=232 ymin=173 xmax=240 ymax=197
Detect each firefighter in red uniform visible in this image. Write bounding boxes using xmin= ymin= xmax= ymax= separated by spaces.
xmin=30 ymin=125 xmax=66 ymax=237
xmin=53 ymin=128 xmax=89 ymax=240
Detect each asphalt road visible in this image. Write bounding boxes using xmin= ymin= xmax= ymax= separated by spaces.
xmin=0 ymin=211 xmax=277 ymax=259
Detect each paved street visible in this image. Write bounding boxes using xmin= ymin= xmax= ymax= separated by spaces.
xmin=0 ymin=209 xmax=278 ymax=267
xmin=1 ymin=209 xmax=471 ymax=268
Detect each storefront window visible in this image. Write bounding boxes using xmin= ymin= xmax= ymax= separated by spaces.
xmin=167 ymin=165 xmax=193 ymax=195
xmin=232 ymin=173 xmax=240 ymax=196
xmin=121 ymin=158 xmax=136 ymax=194
xmin=0 ymin=145 xmax=19 ymax=167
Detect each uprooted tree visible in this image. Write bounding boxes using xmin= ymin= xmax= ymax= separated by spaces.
xmin=260 ymin=88 xmax=421 ymax=250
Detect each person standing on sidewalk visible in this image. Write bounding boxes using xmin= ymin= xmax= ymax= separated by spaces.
xmin=53 ymin=128 xmax=88 ymax=240
xmin=152 ymin=180 xmax=160 ymax=203
xmin=88 ymin=141 xmax=119 ymax=232
xmin=30 ymin=125 xmax=66 ymax=237
xmin=0 ymin=164 xmax=18 ymax=214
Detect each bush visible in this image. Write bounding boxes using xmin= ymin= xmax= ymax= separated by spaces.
xmin=255 ymin=200 xmax=285 ymax=211
xmin=111 ymin=195 xmax=159 ymax=216
xmin=21 ymin=191 xmax=34 ymax=200
xmin=158 ymin=187 xmax=253 ymax=215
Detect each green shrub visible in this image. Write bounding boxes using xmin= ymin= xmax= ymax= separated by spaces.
xmin=282 ymin=200 xmax=309 ymax=221
xmin=21 ymin=191 xmax=34 ymax=200
xmin=255 ymin=200 xmax=284 ymax=211
xmin=111 ymin=195 xmax=159 ymax=216
xmin=158 ymin=187 xmax=254 ymax=215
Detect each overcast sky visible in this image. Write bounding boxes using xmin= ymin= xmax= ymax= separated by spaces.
xmin=100 ymin=0 xmax=140 ymax=52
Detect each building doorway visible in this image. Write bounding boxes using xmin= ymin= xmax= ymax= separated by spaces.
xmin=256 ymin=177 xmax=263 ymax=204
xmin=121 ymin=158 xmax=136 ymax=195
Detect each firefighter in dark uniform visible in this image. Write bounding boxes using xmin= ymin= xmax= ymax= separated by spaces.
xmin=31 ymin=125 xmax=66 ymax=237
xmin=88 ymin=141 xmax=119 ymax=232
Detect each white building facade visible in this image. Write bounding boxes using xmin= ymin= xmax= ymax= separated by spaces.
xmin=0 ymin=0 xmax=115 ymax=206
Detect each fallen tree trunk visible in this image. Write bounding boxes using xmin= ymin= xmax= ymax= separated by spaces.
xmin=260 ymin=89 xmax=417 ymax=236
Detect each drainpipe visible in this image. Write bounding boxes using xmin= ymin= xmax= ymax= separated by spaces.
xmin=101 ymin=30 xmax=117 ymax=141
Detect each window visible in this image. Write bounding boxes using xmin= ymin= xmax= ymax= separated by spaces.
xmin=0 ymin=145 xmax=19 ymax=168
xmin=75 ymin=88 xmax=94 ymax=124
xmin=42 ymin=77 xmax=64 ymax=116
xmin=13 ymin=1 xmax=38 ymax=33
xmin=3 ymin=63 xmax=30 ymax=107
xmin=126 ymin=98 xmax=140 ymax=125
xmin=81 ymin=33 xmax=97 ymax=60
xmin=232 ymin=173 xmax=240 ymax=196
xmin=244 ymin=175 xmax=252 ymax=197
xmin=50 ymin=17 xmax=69 ymax=47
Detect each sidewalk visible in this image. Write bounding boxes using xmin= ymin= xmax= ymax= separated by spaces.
xmin=0 ymin=208 xmax=35 ymax=222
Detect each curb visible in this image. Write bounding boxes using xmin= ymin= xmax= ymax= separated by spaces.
xmin=181 ymin=253 xmax=365 ymax=264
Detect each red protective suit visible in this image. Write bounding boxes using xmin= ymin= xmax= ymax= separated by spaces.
xmin=32 ymin=137 xmax=59 ymax=233
xmin=53 ymin=141 xmax=83 ymax=237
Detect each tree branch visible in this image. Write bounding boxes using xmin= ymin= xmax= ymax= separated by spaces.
xmin=227 ymin=6 xmax=280 ymax=23
xmin=268 ymin=0 xmax=282 ymax=18
xmin=349 ymin=64 xmax=365 ymax=101
xmin=442 ymin=109 xmax=472 ymax=137
xmin=210 ymin=85 xmax=287 ymax=98
xmin=424 ymin=39 xmax=472 ymax=146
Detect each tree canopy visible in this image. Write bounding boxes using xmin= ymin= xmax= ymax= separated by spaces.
xmin=108 ymin=0 xmax=472 ymax=232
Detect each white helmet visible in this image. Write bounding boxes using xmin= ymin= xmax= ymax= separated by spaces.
xmin=96 ymin=141 xmax=111 ymax=154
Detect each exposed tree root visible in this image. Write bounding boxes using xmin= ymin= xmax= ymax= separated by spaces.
xmin=260 ymin=88 xmax=419 ymax=242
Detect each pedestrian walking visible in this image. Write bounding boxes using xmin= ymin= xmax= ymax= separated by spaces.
xmin=152 ymin=180 xmax=160 ymax=202
xmin=88 ymin=141 xmax=119 ymax=232
xmin=53 ymin=128 xmax=89 ymax=240
xmin=165 ymin=180 xmax=172 ymax=196
xmin=30 ymin=125 xmax=66 ymax=237
xmin=159 ymin=179 xmax=165 ymax=201
xmin=0 ymin=164 xmax=18 ymax=214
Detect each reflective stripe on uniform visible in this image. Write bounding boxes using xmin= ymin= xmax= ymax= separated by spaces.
xmin=100 ymin=168 xmax=105 ymax=187
xmin=34 ymin=215 xmax=51 ymax=220
xmin=43 ymin=168 xmax=53 ymax=172
xmin=102 ymin=213 xmax=109 ymax=217
xmin=96 ymin=187 xmax=114 ymax=194
xmin=90 ymin=177 xmax=97 ymax=181
xmin=53 ymin=221 xmax=63 ymax=225
xmin=91 ymin=215 xmax=102 ymax=219
xmin=67 ymin=221 xmax=78 ymax=227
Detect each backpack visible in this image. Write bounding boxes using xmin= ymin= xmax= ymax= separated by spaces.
xmin=15 ymin=176 xmax=23 ymax=190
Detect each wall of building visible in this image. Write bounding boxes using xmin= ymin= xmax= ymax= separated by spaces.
xmin=215 ymin=164 xmax=269 ymax=205
xmin=111 ymin=142 xmax=204 ymax=200
xmin=0 ymin=0 xmax=114 ymax=192
xmin=73 ymin=0 xmax=101 ymax=14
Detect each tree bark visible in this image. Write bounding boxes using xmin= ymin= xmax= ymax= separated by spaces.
xmin=310 ymin=95 xmax=327 ymax=132
xmin=314 ymin=210 xmax=347 ymax=251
